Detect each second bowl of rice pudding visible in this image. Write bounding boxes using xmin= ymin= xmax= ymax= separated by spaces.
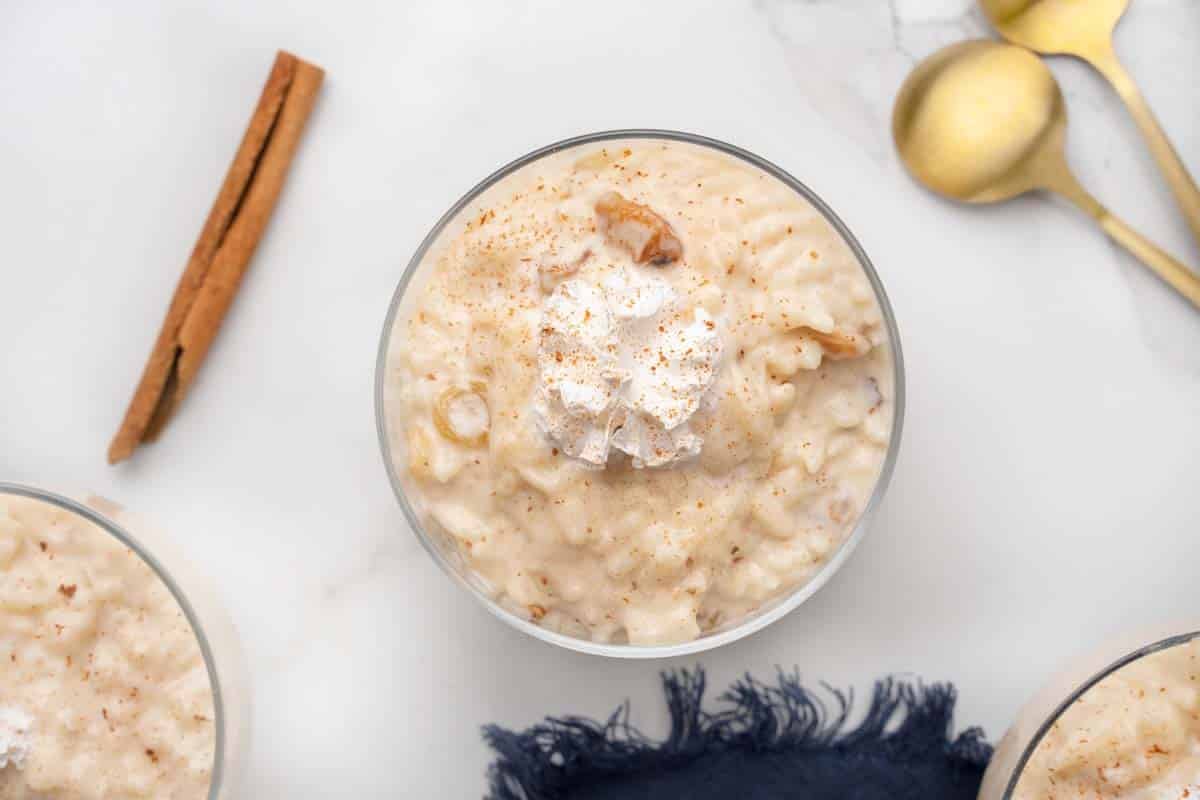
xmin=377 ymin=131 xmax=904 ymax=656
xmin=0 ymin=484 xmax=249 ymax=799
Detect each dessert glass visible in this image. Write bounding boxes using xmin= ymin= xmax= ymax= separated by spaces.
xmin=979 ymin=624 xmax=1200 ymax=799
xmin=375 ymin=129 xmax=906 ymax=658
xmin=0 ymin=482 xmax=250 ymax=799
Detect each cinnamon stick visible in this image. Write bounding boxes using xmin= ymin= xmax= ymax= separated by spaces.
xmin=108 ymin=50 xmax=324 ymax=464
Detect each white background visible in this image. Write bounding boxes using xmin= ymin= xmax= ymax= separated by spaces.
xmin=2 ymin=0 xmax=1198 ymax=796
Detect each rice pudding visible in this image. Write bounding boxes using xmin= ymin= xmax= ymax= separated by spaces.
xmin=0 ymin=494 xmax=215 ymax=799
xmin=1013 ymin=638 xmax=1200 ymax=800
xmin=384 ymin=137 xmax=897 ymax=646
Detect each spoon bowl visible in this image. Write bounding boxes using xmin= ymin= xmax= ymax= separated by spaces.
xmin=981 ymin=0 xmax=1127 ymax=56
xmin=892 ymin=40 xmax=1200 ymax=309
xmin=893 ymin=40 xmax=1060 ymax=204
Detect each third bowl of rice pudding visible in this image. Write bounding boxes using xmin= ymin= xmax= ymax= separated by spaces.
xmin=376 ymin=131 xmax=904 ymax=656
xmin=980 ymin=627 xmax=1200 ymax=800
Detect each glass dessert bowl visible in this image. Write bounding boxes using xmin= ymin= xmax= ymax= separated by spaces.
xmin=375 ymin=130 xmax=905 ymax=658
xmin=0 ymin=482 xmax=249 ymax=799
xmin=980 ymin=625 xmax=1200 ymax=800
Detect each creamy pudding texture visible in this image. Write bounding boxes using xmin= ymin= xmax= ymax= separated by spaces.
xmin=386 ymin=139 xmax=894 ymax=645
xmin=0 ymin=495 xmax=215 ymax=800
xmin=1014 ymin=639 xmax=1200 ymax=800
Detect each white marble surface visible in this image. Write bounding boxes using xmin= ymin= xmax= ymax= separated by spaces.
xmin=2 ymin=0 xmax=1199 ymax=796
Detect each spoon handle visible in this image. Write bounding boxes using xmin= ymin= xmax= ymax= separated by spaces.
xmin=1087 ymin=45 xmax=1200 ymax=248
xmin=1099 ymin=214 xmax=1200 ymax=308
xmin=1050 ymin=172 xmax=1200 ymax=309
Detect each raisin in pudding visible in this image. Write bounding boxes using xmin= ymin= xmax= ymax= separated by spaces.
xmin=383 ymin=136 xmax=898 ymax=647
xmin=0 ymin=492 xmax=217 ymax=799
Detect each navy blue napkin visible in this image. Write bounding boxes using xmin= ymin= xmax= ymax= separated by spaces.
xmin=484 ymin=668 xmax=991 ymax=799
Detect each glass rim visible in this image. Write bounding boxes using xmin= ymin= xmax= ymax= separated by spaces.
xmin=0 ymin=481 xmax=229 ymax=797
xmin=373 ymin=128 xmax=907 ymax=659
xmin=1000 ymin=627 xmax=1200 ymax=799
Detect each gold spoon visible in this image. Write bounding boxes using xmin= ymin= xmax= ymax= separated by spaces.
xmin=980 ymin=0 xmax=1200 ymax=247
xmin=892 ymin=40 xmax=1200 ymax=309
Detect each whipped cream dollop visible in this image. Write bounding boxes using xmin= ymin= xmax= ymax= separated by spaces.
xmin=0 ymin=706 xmax=33 ymax=770
xmin=534 ymin=270 xmax=722 ymax=468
